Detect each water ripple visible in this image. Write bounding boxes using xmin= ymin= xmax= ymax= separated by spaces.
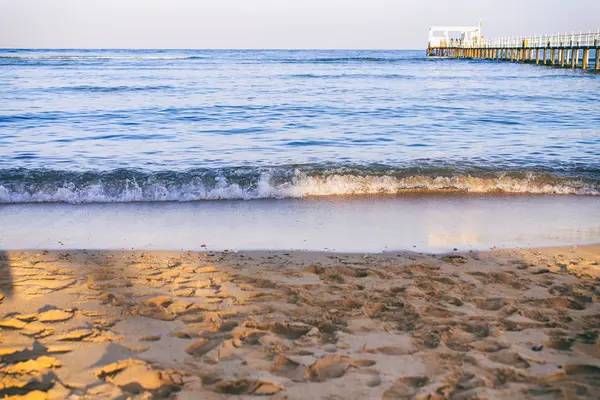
xmin=0 ymin=48 xmax=598 ymax=185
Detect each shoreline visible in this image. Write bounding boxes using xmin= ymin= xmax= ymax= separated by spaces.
xmin=2 ymin=241 xmax=600 ymax=255
xmin=2 ymin=191 xmax=600 ymax=205
xmin=2 ymin=195 xmax=600 ymax=253
xmin=1 ymin=244 xmax=599 ymax=399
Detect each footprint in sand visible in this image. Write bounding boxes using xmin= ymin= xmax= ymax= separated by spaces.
xmin=544 ymin=337 xmax=575 ymax=351
xmin=530 ymin=297 xmax=586 ymax=311
xmin=37 ymin=308 xmax=75 ymax=323
xmin=243 ymin=321 xmax=312 ymax=340
xmin=96 ymin=359 xmax=184 ymax=397
xmin=304 ymin=354 xmax=352 ymax=382
xmin=471 ymin=297 xmax=507 ymax=311
xmin=212 ymin=379 xmax=283 ymax=396
xmin=488 ymin=349 xmax=531 ymax=369
xmin=184 ymin=338 xmax=221 ymax=357
xmin=383 ymin=376 xmax=429 ymax=399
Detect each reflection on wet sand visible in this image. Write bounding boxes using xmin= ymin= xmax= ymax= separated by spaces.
xmin=0 ymin=195 xmax=599 ymax=253
xmin=428 ymin=232 xmax=480 ymax=248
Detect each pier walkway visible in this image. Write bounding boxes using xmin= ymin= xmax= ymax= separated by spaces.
xmin=428 ymin=31 xmax=600 ymax=71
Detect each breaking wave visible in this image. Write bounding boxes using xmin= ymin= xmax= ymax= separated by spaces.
xmin=0 ymin=166 xmax=598 ymax=204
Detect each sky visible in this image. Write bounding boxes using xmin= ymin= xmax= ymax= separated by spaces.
xmin=1 ymin=0 xmax=599 ymax=49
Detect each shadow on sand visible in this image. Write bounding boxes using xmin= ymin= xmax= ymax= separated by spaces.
xmin=0 ymin=250 xmax=13 ymax=299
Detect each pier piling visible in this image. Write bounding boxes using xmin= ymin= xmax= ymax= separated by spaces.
xmin=594 ymin=35 xmax=599 ymax=70
xmin=427 ymin=30 xmax=600 ymax=72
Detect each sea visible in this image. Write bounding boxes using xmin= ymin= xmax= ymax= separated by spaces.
xmin=0 ymin=49 xmax=599 ymax=251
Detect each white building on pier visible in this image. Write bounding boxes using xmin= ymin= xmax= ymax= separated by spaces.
xmin=428 ymin=23 xmax=482 ymax=48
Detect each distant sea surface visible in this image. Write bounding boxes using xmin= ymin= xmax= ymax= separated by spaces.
xmin=1 ymin=49 xmax=599 ymax=203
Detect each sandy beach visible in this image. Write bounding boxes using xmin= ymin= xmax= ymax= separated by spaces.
xmin=2 ymin=5 xmax=599 ymax=400
xmin=1 ymin=244 xmax=599 ymax=399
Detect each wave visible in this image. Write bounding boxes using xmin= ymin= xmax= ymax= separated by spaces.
xmin=51 ymin=85 xmax=175 ymax=93
xmin=286 ymin=73 xmax=413 ymax=79
xmin=0 ymin=55 xmax=404 ymax=65
xmin=0 ymin=55 xmax=204 ymax=60
xmin=280 ymin=57 xmax=404 ymax=64
xmin=0 ymin=166 xmax=598 ymax=204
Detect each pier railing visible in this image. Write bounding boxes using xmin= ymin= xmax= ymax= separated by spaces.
xmin=428 ymin=29 xmax=600 ymax=70
xmin=485 ymin=31 xmax=598 ymax=49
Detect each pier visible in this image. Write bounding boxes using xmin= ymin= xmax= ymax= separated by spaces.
xmin=427 ymin=27 xmax=600 ymax=70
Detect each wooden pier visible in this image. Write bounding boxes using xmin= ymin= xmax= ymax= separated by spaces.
xmin=428 ymin=31 xmax=600 ymax=71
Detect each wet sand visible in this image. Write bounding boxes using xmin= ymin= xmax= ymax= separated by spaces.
xmin=1 ymin=245 xmax=599 ymax=399
xmin=2 ymin=195 xmax=600 ymax=253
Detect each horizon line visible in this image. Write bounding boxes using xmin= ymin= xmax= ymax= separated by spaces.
xmin=0 ymin=47 xmax=425 ymax=51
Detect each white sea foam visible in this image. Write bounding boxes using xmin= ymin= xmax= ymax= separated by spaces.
xmin=0 ymin=171 xmax=598 ymax=204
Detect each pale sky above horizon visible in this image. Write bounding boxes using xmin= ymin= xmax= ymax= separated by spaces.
xmin=1 ymin=0 xmax=599 ymax=49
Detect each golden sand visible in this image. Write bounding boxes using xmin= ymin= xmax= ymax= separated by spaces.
xmin=0 ymin=245 xmax=599 ymax=399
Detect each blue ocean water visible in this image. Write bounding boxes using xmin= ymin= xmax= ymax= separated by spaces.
xmin=0 ymin=49 xmax=599 ymax=203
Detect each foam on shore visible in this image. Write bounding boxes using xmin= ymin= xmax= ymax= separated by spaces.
xmin=1 ymin=167 xmax=599 ymax=204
